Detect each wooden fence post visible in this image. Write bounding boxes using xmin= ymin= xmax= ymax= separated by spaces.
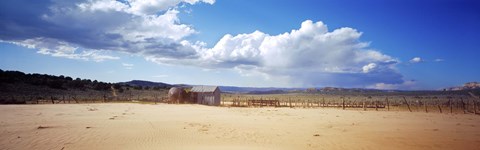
xmin=437 ymin=100 xmax=443 ymax=113
xmin=322 ymin=97 xmax=325 ymax=107
xmin=289 ymin=97 xmax=292 ymax=108
xmin=363 ymin=98 xmax=366 ymax=111
xmin=473 ymin=98 xmax=477 ymax=115
xmin=449 ymin=98 xmax=453 ymax=114
xmin=103 ymin=94 xmax=106 ymax=103
xmin=342 ymin=97 xmax=345 ymax=110
xmin=468 ymin=92 xmax=478 ymax=114
xmin=424 ymin=100 xmax=428 ymax=113
xmin=74 ymin=96 xmax=78 ymax=103
xmin=51 ymin=96 xmax=55 ymax=104
xmin=456 ymin=97 xmax=460 ymax=110
xmin=403 ymin=97 xmax=412 ymax=112
xmin=386 ymin=97 xmax=390 ymax=111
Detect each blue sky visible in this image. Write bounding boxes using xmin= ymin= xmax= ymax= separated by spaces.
xmin=0 ymin=0 xmax=479 ymax=90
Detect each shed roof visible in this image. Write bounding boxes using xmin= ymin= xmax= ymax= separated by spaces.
xmin=190 ymin=86 xmax=219 ymax=93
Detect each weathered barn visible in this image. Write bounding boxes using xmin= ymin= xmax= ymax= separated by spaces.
xmin=190 ymin=86 xmax=221 ymax=106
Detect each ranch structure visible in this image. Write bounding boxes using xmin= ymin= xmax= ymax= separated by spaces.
xmin=190 ymin=86 xmax=221 ymax=106
xmin=167 ymin=86 xmax=221 ymax=106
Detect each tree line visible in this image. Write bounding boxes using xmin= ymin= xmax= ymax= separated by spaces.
xmin=0 ymin=69 xmax=165 ymax=92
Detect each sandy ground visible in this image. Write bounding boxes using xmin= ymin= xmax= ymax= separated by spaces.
xmin=0 ymin=103 xmax=479 ymax=150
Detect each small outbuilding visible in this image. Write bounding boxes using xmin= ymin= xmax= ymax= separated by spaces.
xmin=168 ymin=87 xmax=190 ymax=103
xmin=190 ymin=86 xmax=221 ymax=106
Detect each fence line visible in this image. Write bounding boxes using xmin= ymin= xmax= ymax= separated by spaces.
xmin=3 ymin=93 xmax=480 ymax=115
xmin=221 ymin=94 xmax=480 ymax=114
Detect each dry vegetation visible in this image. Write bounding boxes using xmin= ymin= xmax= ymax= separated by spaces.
xmin=221 ymin=92 xmax=480 ymax=114
xmin=0 ymin=69 xmax=170 ymax=104
xmin=13 ymin=91 xmax=480 ymax=115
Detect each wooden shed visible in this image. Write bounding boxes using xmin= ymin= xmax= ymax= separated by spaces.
xmin=190 ymin=86 xmax=221 ymax=106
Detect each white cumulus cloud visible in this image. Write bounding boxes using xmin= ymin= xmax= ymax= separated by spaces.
xmin=409 ymin=57 xmax=423 ymax=63
xmin=127 ymin=0 xmax=215 ymax=15
xmin=362 ymin=63 xmax=377 ymax=73
xmin=1 ymin=0 xmax=214 ymax=61
xmin=148 ymin=20 xmax=403 ymax=87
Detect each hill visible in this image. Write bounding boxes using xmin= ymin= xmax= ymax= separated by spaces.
xmin=119 ymin=80 xmax=172 ymax=88
xmin=444 ymin=82 xmax=480 ymax=91
xmin=0 ymin=69 xmax=168 ymax=104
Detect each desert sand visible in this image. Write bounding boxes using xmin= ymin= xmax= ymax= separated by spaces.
xmin=0 ymin=103 xmax=479 ymax=150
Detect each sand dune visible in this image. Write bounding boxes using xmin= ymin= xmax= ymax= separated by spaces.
xmin=0 ymin=103 xmax=479 ymax=150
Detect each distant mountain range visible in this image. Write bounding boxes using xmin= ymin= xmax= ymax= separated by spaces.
xmin=119 ymin=80 xmax=302 ymax=93
xmin=119 ymin=80 xmax=172 ymax=88
xmin=218 ymin=86 xmax=305 ymax=93
xmin=118 ymin=80 xmax=387 ymax=94
xmin=119 ymin=80 xmax=480 ymax=94
xmin=443 ymin=82 xmax=480 ymax=91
